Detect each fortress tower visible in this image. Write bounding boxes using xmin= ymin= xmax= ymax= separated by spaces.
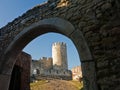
xmin=52 ymin=42 xmax=68 ymax=70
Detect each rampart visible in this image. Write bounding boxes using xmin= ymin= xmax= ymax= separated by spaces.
xmin=0 ymin=0 xmax=120 ymax=90
xmin=31 ymin=56 xmax=72 ymax=81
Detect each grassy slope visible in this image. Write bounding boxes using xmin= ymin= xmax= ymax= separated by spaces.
xmin=69 ymin=80 xmax=83 ymax=90
xmin=30 ymin=80 xmax=83 ymax=90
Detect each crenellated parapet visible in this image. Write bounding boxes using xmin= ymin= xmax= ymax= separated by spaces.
xmin=52 ymin=42 xmax=66 ymax=47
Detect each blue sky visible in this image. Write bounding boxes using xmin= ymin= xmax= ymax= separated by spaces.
xmin=0 ymin=0 xmax=46 ymax=28
xmin=0 ymin=0 xmax=80 ymax=69
xmin=23 ymin=33 xmax=80 ymax=69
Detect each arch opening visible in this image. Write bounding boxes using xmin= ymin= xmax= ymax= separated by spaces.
xmin=1 ymin=18 xmax=97 ymax=90
xmin=23 ymin=32 xmax=82 ymax=90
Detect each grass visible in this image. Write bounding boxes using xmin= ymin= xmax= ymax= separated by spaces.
xmin=69 ymin=80 xmax=83 ymax=90
xmin=30 ymin=80 xmax=47 ymax=90
xmin=30 ymin=80 xmax=83 ymax=90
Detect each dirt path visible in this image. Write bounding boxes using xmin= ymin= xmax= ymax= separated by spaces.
xmin=31 ymin=80 xmax=79 ymax=90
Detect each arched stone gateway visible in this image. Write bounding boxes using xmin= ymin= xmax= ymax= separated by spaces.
xmin=0 ymin=0 xmax=120 ymax=90
xmin=0 ymin=17 xmax=97 ymax=90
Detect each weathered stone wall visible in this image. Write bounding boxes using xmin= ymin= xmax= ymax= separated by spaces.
xmin=31 ymin=57 xmax=72 ymax=80
xmin=71 ymin=66 xmax=82 ymax=81
xmin=40 ymin=57 xmax=53 ymax=70
xmin=0 ymin=0 xmax=120 ymax=90
xmin=31 ymin=57 xmax=53 ymax=75
xmin=15 ymin=52 xmax=31 ymax=90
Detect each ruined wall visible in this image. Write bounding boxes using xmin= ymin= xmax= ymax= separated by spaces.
xmin=39 ymin=57 xmax=53 ymax=70
xmin=31 ymin=57 xmax=53 ymax=74
xmin=71 ymin=66 xmax=82 ymax=80
xmin=36 ymin=69 xmax=72 ymax=80
xmin=0 ymin=0 xmax=120 ymax=90
xmin=31 ymin=60 xmax=40 ymax=75
xmin=31 ymin=56 xmax=72 ymax=80
xmin=15 ymin=52 xmax=31 ymax=90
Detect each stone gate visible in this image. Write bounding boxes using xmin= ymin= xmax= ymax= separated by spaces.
xmin=0 ymin=0 xmax=120 ymax=90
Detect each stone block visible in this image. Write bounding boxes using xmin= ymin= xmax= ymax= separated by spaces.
xmin=0 ymin=74 xmax=10 ymax=90
xmin=81 ymin=61 xmax=98 ymax=90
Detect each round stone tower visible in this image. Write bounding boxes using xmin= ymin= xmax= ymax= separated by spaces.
xmin=52 ymin=42 xmax=68 ymax=70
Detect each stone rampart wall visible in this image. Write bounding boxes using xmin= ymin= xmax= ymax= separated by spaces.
xmin=0 ymin=0 xmax=120 ymax=90
xmin=39 ymin=57 xmax=53 ymax=70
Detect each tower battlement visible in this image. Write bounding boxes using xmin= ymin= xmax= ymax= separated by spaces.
xmin=39 ymin=57 xmax=52 ymax=61
xmin=52 ymin=42 xmax=66 ymax=47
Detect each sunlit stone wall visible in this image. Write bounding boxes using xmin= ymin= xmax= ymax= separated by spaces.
xmin=52 ymin=42 xmax=68 ymax=70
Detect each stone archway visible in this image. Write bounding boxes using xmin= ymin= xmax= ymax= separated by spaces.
xmin=0 ymin=18 xmax=98 ymax=90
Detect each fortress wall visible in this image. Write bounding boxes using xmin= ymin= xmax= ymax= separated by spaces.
xmin=40 ymin=57 xmax=53 ymax=70
xmin=31 ymin=60 xmax=40 ymax=75
xmin=46 ymin=57 xmax=53 ymax=70
xmin=31 ymin=57 xmax=53 ymax=75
